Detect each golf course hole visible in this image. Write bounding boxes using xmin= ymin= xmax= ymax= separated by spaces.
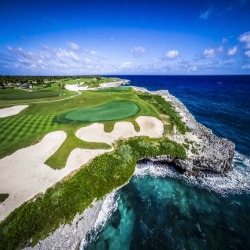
xmin=60 ymin=101 xmax=139 ymax=123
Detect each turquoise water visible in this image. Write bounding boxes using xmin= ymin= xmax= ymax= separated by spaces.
xmin=82 ymin=76 xmax=250 ymax=249
xmin=84 ymin=167 xmax=250 ymax=249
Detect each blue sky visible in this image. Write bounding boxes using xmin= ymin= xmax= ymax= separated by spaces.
xmin=0 ymin=0 xmax=250 ymax=75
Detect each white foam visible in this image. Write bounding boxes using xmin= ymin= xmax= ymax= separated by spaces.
xmin=134 ymin=151 xmax=250 ymax=196
xmin=80 ymin=191 xmax=119 ymax=249
xmin=80 ymin=152 xmax=250 ymax=249
xmin=234 ymin=151 xmax=250 ymax=167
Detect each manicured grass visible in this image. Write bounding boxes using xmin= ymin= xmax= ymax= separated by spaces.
xmin=0 ymin=89 xmax=158 ymax=159
xmin=62 ymin=101 xmax=139 ymax=123
xmin=0 ymin=89 xmax=59 ymax=100
xmin=0 ymin=137 xmax=186 ymax=250
xmin=45 ymin=128 xmax=111 ymax=169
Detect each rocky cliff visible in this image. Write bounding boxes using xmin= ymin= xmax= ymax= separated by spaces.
xmin=133 ymin=87 xmax=235 ymax=176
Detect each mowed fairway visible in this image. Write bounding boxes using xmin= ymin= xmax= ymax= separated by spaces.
xmin=0 ymin=88 xmax=159 ymax=160
xmin=63 ymin=101 xmax=139 ymax=123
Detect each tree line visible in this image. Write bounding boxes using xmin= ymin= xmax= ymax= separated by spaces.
xmin=0 ymin=75 xmax=102 ymax=88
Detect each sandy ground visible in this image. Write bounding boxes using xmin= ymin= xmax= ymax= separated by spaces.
xmin=0 ymin=132 xmax=109 ymax=221
xmin=0 ymin=105 xmax=28 ymax=118
xmin=65 ymin=79 xmax=129 ymax=92
xmin=76 ymin=116 xmax=164 ymax=144
xmin=0 ymin=116 xmax=163 ymax=222
xmin=64 ymin=84 xmax=88 ymax=91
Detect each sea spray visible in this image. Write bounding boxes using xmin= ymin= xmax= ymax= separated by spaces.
xmin=134 ymin=152 xmax=250 ymax=196
xmin=80 ymin=191 xmax=119 ymax=249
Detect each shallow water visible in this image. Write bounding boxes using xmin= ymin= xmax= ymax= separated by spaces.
xmin=82 ymin=75 xmax=250 ymax=249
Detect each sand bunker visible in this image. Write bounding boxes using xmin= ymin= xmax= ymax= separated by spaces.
xmin=0 ymin=105 xmax=28 ymax=118
xmin=0 ymin=131 xmax=109 ymax=221
xmin=76 ymin=116 xmax=164 ymax=145
xmin=0 ymin=116 xmax=163 ymax=221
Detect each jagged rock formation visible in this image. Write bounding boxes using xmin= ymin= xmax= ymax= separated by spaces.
xmin=133 ymin=87 xmax=235 ymax=176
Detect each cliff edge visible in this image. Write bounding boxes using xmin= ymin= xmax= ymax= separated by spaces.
xmin=133 ymin=87 xmax=235 ymax=176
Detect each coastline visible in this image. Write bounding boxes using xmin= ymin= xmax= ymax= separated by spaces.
xmin=24 ymin=83 xmax=236 ymax=249
xmin=64 ymin=79 xmax=130 ymax=92
xmin=132 ymin=86 xmax=235 ymax=176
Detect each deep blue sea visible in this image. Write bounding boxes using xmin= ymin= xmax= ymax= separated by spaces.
xmin=82 ymin=76 xmax=250 ymax=250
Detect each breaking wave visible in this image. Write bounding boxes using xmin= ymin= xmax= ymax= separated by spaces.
xmin=80 ymin=191 xmax=119 ymax=249
xmin=134 ymin=151 xmax=250 ymax=195
xmin=80 ymin=151 xmax=250 ymax=249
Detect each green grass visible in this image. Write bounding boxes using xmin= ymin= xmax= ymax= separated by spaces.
xmin=62 ymin=100 xmax=139 ymax=123
xmin=61 ymin=77 xmax=121 ymax=88
xmin=0 ymin=89 xmax=59 ymax=100
xmin=0 ymin=89 xmax=158 ymax=159
xmin=0 ymin=137 xmax=186 ymax=250
xmin=0 ymin=193 xmax=9 ymax=203
xmin=45 ymin=128 xmax=111 ymax=169
xmin=137 ymin=92 xmax=187 ymax=134
xmin=0 ymin=84 xmax=190 ymax=249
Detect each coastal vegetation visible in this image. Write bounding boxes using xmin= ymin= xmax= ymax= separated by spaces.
xmin=0 ymin=137 xmax=186 ymax=250
xmin=137 ymin=92 xmax=187 ymax=134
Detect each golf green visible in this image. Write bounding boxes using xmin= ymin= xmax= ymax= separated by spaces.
xmin=63 ymin=100 xmax=139 ymax=123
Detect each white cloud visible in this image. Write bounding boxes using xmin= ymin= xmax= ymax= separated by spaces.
xmin=85 ymin=49 xmax=97 ymax=55
xmin=200 ymin=7 xmax=212 ymax=20
xmin=120 ymin=62 xmax=135 ymax=69
xmin=238 ymin=31 xmax=250 ymax=48
xmin=67 ymin=42 xmax=80 ymax=50
xmin=166 ymin=50 xmax=179 ymax=59
xmin=0 ymin=45 xmax=116 ymax=74
xmin=228 ymin=46 xmax=237 ymax=56
xmin=130 ymin=46 xmax=146 ymax=57
xmin=56 ymin=48 xmax=79 ymax=61
xmin=242 ymin=64 xmax=250 ymax=69
xmin=245 ymin=50 xmax=250 ymax=57
xmin=204 ymin=48 xmax=215 ymax=58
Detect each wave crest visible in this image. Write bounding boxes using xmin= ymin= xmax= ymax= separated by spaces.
xmin=80 ymin=191 xmax=119 ymax=249
xmin=135 ymin=151 xmax=250 ymax=195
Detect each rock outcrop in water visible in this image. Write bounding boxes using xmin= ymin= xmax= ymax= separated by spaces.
xmin=133 ymin=87 xmax=235 ymax=176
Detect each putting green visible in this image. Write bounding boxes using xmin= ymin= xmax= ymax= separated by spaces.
xmin=62 ymin=100 xmax=139 ymax=123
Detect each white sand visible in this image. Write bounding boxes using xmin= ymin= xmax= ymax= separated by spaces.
xmin=65 ymin=84 xmax=88 ymax=92
xmin=0 ymin=116 xmax=163 ymax=221
xmin=65 ymin=79 xmax=129 ymax=92
xmin=76 ymin=116 xmax=164 ymax=145
xmin=0 ymin=132 xmax=109 ymax=221
xmin=0 ymin=105 xmax=28 ymax=118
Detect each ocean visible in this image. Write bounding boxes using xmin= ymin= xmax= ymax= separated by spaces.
xmin=82 ymin=75 xmax=250 ymax=250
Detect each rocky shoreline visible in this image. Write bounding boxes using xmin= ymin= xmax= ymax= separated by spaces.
xmin=132 ymin=86 xmax=235 ymax=177
xmin=25 ymin=85 xmax=235 ymax=249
